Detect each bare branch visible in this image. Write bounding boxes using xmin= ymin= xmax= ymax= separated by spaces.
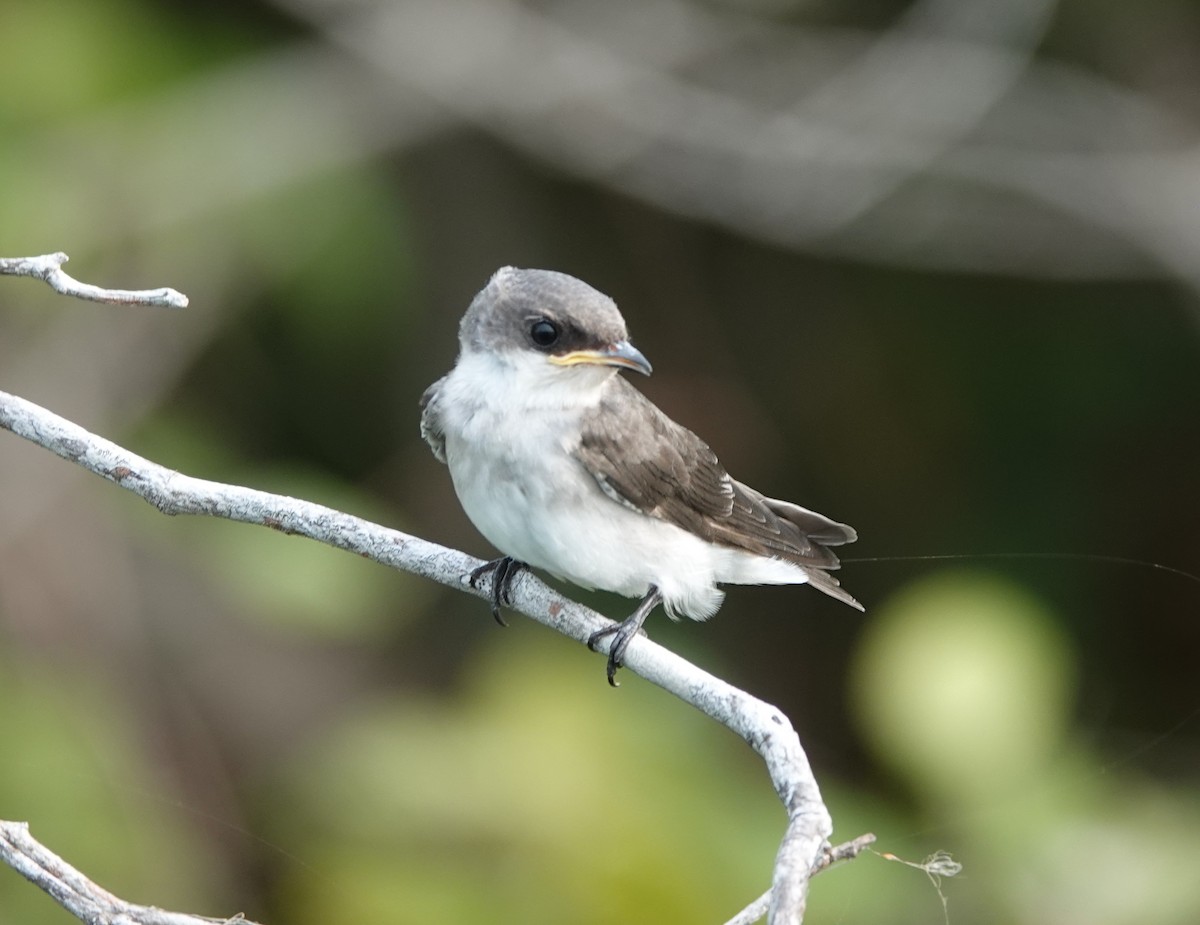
xmin=0 ymin=386 xmax=854 ymax=922
xmin=0 ymin=253 xmax=188 ymax=308
xmin=0 ymin=821 xmax=253 ymax=925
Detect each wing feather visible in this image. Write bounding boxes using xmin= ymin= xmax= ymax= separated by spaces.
xmin=419 ymin=377 xmax=448 ymax=463
xmin=575 ymin=379 xmax=858 ymax=585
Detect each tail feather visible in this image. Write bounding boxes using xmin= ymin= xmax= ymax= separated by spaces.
xmin=765 ymin=497 xmax=858 ymax=546
xmin=805 ymin=566 xmax=865 ymax=611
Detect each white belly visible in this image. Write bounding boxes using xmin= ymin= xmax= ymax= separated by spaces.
xmin=445 ymin=432 xmax=809 ymax=622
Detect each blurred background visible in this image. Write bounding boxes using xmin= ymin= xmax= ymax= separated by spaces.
xmin=1 ymin=0 xmax=1199 ymax=922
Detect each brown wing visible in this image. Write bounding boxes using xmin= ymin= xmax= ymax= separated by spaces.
xmin=575 ymin=379 xmax=859 ymax=591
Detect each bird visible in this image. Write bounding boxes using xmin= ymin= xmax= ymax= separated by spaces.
xmin=420 ymin=267 xmax=861 ymax=684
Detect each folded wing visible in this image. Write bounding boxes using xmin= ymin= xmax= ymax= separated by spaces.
xmin=575 ymin=379 xmax=860 ymax=608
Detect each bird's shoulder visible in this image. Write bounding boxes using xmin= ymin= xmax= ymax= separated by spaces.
xmin=419 ymin=375 xmax=448 ymax=463
xmin=575 ymin=378 xmax=735 ymax=529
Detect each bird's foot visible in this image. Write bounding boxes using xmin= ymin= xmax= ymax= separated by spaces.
xmin=586 ymin=585 xmax=663 ymax=686
xmin=468 ymin=556 xmax=527 ymax=626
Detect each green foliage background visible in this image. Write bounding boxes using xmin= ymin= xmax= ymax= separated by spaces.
xmin=1 ymin=1 xmax=1198 ymax=923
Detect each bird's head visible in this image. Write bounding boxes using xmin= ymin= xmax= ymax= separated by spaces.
xmin=458 ymin=267 xmax=652 ymax=392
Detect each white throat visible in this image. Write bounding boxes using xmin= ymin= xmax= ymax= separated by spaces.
xmin=449 ymin=346 xmax=615 ymax=413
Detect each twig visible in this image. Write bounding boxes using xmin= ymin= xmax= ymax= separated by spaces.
xmin=0 ymin=386 xmax=854 ymax=923
xmin=724 ymin=833 xmax=877 ymax=925
xmin=0 ymin=253 xmax=188 ymax=308
xmin=0 ymin=821 xmax=252 ymax=925
xmin=817 ymin=832 xmax=878 ymax=871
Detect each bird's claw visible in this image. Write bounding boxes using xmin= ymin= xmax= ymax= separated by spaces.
xmin=468 ymin=556 xmax=526 ymax=626
xmin=587 ymin=621 xmax=642 ymax=686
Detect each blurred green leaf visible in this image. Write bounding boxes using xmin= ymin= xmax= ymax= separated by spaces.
xmin=0 ymin=0 xmax=259 ymax=127
xmin=270 ymin=631 xmax=784 ymax=924
xmin=850 ymin=568 xmax=1077 ymax=803
xmin=0 ymin=655 xmax=222 ymax=922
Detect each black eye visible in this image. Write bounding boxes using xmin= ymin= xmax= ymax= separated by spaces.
xmin=530 ymin=319 xmax=560 ymax=348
